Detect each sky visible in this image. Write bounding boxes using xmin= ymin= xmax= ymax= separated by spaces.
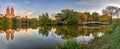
xmin=0 ymin=0 xmax=120 ymax=18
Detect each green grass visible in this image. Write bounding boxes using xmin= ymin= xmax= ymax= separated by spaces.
xmin=56 ymin=22 xmax=120 ymax=49
xmin=56 ymin=40 xmax=84 ymax=49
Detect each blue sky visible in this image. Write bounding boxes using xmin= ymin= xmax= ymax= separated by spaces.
xmin=0 ymin=0 xmax=120 ymax=18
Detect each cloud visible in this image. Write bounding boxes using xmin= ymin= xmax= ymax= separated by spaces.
xmin=19 ymin=1 xmax=30 ymax=5
xmin=75 ymin=0 xmax=120 ymax=14
xmin=23 ymin=11 xmax=34 ymax=17
xmin=75 ymin=0 xmax=103 ymax=6
xmin=5 ymin=1 xmax=30 ymax=6
xmin=75 ymin=0 xmax=120 ymax=6
xmin=15 ymin=10 xmax=34 ymax=18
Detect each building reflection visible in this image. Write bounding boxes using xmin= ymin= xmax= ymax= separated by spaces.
xmin=5 ymin=28 xmax=30 ymax=41
xmin=5 ymin=29 xmax=15 ymax=41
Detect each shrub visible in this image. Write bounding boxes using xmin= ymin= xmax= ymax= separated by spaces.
xmin=105 ymin=28 xmax=112 ymax=34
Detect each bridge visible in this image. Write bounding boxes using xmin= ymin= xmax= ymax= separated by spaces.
xmin=82 ymin=22 xmax=110 ymax=25
xmin=83 ymin=25 xmax=112 ymax=29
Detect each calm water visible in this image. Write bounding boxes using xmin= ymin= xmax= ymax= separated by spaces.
xmin=0 ymin=25 xmax=111 ymax=49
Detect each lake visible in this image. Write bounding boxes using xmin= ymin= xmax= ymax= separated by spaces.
xmin=0 ymin=25 xmax=111 ymax=49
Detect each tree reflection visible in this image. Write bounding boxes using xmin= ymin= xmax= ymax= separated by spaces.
xmin=39 ymin=26 xmax=108 ymax=39
xmin=39 ymin=26 xmax=52 ymax=37
xmin=0 ymin=25 xmax=110 ymax=41
xmin=38 ymin=25 xmax=110 ymax=39
xmin=55 ymin=26 xmax=78 ymax=39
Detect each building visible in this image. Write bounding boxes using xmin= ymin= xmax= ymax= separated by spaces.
xmin=0 ymin=14 xmax=4 ymax=17
xmin=15 ymin=16 xmax=21 ymax=19
xmin=5 ymin=6 xmax=15 ymax=18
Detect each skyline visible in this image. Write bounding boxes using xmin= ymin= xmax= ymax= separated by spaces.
xmin=0 ymin=0 xmax=120 ymax=18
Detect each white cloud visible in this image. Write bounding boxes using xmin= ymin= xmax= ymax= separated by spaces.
xmin=75 ymin=0 xmax=120 ymax=6
xmin=15 ymin=10 xmax=34 ymax=18
xmin=19 ymin=1 xmax=30 ymax=5
xmin=75 ymin=0 xmax=103 ymax=6
xmin=23 ymin=11 xmax=34 ymax=17
xmin=4 ymin=1 xmax=30 ymax=6
xmin=74 ymin=0 xmax=120 ymax=14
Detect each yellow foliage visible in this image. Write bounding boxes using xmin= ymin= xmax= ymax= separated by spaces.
xmin=99 ymin=15 xmax=110 ymax=22
xmin=79 ymin=13 xmax=88 ymax=22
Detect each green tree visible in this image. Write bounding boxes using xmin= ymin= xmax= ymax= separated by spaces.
xmin=12 ymin=17 xmax=19 ymax=29
xmin=39 ymin=13 xmax=52 ymax=25
xmin=56 ymin=9 xmax=79 ymax=24
xmin=92 ymin=12 xmax=100 ymax=22
xmin=0 ymin=17 xmax=4 ymax=30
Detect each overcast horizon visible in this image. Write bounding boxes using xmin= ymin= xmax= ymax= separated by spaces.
xmin=0 ymin=0 xmax=120 ymax=18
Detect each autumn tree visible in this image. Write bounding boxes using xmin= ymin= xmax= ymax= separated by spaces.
xmin=99 ymin=14 xmax=111 ymax=22
xmin=79 ymin=13 xmax=88 ymax=22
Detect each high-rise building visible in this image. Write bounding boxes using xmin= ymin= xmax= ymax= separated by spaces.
xmin=5 ymin=6 xmax=15 ymax=18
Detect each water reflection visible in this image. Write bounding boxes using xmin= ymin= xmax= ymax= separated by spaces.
xmin=5 ymin=29 xmax=15 ymax=41
xmin=0 ymin=25 xmax=111 ymax=49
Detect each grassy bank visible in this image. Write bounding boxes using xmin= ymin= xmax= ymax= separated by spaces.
xmin=57 ymin=22 xmax=120 ymax=49
xmin=86 ymin=26 xmax=120 ymax=49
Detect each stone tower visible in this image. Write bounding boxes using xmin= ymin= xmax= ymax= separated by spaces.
xmin=6 ymin=6 xmax=10 ymax=15
xmin=11 ymin=7 xmax=15 ymax=16
xmin=5 ymin=6 xmax=15 ymax=18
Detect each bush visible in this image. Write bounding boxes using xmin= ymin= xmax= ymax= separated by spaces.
xmin=105 ymin=28 xmax=112 ymax=34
